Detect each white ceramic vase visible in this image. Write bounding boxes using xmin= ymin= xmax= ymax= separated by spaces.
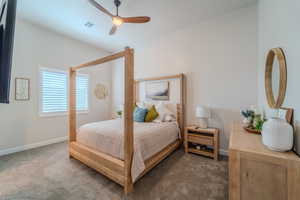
xmin=262 ymin=118 xmax=293 ymax=152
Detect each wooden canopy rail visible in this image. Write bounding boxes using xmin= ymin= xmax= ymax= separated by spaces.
xmin=69 ymin=47 xmax=186 ymax=194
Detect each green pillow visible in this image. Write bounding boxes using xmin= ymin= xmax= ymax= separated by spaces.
xmin=145 ymin=105 xmax=159 ymax=122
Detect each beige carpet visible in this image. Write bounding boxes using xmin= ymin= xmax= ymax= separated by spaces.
xmin=0 ymin=142 xmax=228 ymax=200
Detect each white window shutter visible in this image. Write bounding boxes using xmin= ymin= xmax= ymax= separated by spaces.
xmin=40 ymin=69 xmax=67 ymax=114
xmin=40 ymin=68 xmax=89 ymax=115
xmin=76 ymin=74 xmax=89 ymax=111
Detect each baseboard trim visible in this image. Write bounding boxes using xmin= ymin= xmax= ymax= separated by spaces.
xmin=219 ymin=149 xmax=228 ymax=156
xmin=0 ymin=136 xmax=68 ymax=156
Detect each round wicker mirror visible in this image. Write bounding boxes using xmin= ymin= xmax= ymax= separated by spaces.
xmin=265 ymin=48 xmax=287 ymax=108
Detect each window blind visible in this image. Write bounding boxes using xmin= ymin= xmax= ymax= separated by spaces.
xmin=76 ymin=74 xmax=89 ymax=111
xmin=40 ymin=68 xmax=89 ymax=115
xmin=40 ymin=69 xmax=67 ymax=114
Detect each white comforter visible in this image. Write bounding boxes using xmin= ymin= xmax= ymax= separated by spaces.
xmin=77 ymin=119 xmax=180 ymax=181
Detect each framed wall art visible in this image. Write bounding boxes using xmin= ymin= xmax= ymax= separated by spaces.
xmin=15 ymin=78 xmax=30 ymax=101
xmin=146 ymin=81 xmax=169 ymax=101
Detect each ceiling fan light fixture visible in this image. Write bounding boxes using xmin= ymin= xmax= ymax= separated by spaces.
xmin=112 ymin=17 xmax=123 ymax=26
xmin=88 ymin=0 xmax=150 ymax=35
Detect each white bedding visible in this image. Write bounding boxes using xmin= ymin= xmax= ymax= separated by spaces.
xmin=77 ymin=119 xmax=180 ymax=181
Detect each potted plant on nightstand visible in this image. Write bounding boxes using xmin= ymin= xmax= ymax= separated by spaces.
xmin=116 ymin=110 xmax=122 ymax=118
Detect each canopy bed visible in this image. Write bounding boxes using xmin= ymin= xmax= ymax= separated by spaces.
xmin=68 ymin=47 xmax=186 ymax=194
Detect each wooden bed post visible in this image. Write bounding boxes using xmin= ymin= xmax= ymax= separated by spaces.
xmin=69 ymin=68 xmax=77 ymax=156
xmin=69 ymin=68 xmax=76 ymax=142
xmin=124 ymin=47 xmax=134 ymax=194
xmin=180 ymin=74 xmax=186 ymax=140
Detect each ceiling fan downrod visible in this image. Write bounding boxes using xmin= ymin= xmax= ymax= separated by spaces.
xmin=114 ymin=0 xmax=121 ymax=16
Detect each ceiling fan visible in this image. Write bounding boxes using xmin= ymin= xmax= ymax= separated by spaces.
xmin=88 ymin=0 xmax=151 ymax=35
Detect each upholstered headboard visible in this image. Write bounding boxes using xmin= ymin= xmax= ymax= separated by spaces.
xmin=134 ymin=74 xmax=186 ymax=138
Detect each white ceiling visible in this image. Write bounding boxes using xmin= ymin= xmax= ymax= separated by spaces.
xmin=18 ymin=0 xmax=257 ymax=52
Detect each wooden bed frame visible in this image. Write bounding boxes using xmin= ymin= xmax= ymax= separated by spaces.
xmin=69 ymin=47 xmax=186 ymax=194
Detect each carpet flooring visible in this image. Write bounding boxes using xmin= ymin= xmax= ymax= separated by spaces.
xmin=0 ymin=142 xmax=228 ymax=200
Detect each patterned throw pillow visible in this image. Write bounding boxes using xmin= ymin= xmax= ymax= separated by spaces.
xmin=134 ymin=107 xmax=148 ymax=122
xmin=145 ymin=105 xmax=159 ymax=122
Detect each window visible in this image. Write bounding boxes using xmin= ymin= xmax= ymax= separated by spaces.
xmin=76 ymin=74 xmax=89 ymax=111
xmin=40 ymin=68 xmax=89 ymax=116
xmin=40 ymin=68 xmax=67 ymax=114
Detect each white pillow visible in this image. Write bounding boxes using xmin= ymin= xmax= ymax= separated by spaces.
xmin=155 ymin=102 xmax=176 ymax=122
xmin=164 ymin=114 xmax=176 ymax=122
xmin=136 ymin=101 xmax=153 ymax=109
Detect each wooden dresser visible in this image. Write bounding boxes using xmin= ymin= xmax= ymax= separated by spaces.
xmin=229 ymin=123 xmax=300 ymax=200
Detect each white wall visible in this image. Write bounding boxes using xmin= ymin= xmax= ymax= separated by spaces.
xmin=258 ymin=0 xmax=300 ymax=154
xmin=0 ymin=18 xmax=112 ymax=153
xmin=113 ymin=5 xmax=258 ymax=152
xmin=111 ymin=58 xmax=124 ymax=117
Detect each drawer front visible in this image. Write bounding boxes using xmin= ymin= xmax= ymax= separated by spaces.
xmin=188 ymin=134 xmax=213 ymax=146
xmin=240 ymin=157 xmax=287 ymax=200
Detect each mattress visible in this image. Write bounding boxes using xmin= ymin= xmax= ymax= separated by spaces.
xmin=77 ymin=119 xmax=180 ymax=181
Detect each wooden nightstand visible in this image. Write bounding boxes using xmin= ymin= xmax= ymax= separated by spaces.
xmin=184 ymin=126 xmax=219 ymax=160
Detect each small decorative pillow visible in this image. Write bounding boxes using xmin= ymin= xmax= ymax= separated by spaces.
xmin=164 ymin=114 xmax=176 ymax=122
xmin=155 ymin=103 xmax=176 ymax=122
xmin=134 ymin=107 xmax=148 ymax=122
xmin=145 ymin=105 xmax=159 ymax=122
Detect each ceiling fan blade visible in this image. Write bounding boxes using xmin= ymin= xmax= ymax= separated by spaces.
xmin=88 ymin=0 xmax=114 ymax=18
xmin=109 ymin=25 xmax=117 ymax=35
xmin=122 ymin=16 xmax=151 ymax=23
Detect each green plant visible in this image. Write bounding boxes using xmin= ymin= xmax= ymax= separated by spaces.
xmin=117 ymin=110 xmax=122 ymax=116
xmin=253 ymin=114 xmax=266 ymax=131
xmin=241 ymin=109 xmax=266 ymax=131
xmin=241 ymin=110 xmax=255 ymax=119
